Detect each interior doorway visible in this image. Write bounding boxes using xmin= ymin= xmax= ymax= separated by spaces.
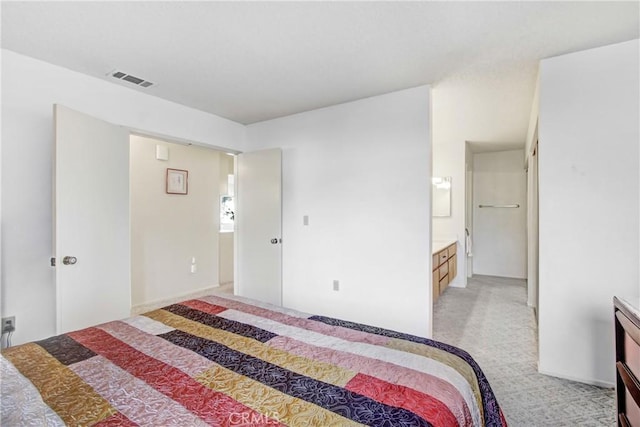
xmin=218 ymin=154 xmax=236 ymax=294
xmin=129 ymin=134 xmax=237 ymax=309
xmin=470 ymin=149 xmax=527 ymax=279
xmin=130 ymin=138 xmax=284 ymax=307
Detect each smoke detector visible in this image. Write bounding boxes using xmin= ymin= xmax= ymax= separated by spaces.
xmin=108 ymin=70 xmax=155 ymax=88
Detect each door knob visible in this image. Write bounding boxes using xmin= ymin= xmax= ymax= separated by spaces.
xmin=270 ymin=238 xmax=281 ymax=244
xmin=63 ymin=256 xmax=77 ymax=265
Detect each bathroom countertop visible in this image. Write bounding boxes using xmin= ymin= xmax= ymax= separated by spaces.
xmin=433 ymin=239 xmax=457 ymax=254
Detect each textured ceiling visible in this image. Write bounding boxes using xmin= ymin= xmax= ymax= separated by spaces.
xmin=2 ymin=1 xmax=638 ymax=149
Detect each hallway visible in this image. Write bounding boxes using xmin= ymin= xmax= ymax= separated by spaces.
xmin=433 ymin=275 xmax=615 ymax=426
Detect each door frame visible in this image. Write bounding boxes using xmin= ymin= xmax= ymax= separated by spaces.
xmin=127 ymin=130 xmax=245 ymax=305
xmin=527 ymin=136 xmax=539 ymax=313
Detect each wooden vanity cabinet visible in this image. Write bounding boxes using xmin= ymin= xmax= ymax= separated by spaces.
xmin=448 ymin=255 xmax=457 ymax=283
xmin=433 ymin=243 xmax=457 ymax=298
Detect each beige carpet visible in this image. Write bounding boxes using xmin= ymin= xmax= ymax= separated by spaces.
xmin=433 ymin=275 xmax=615 ymax=426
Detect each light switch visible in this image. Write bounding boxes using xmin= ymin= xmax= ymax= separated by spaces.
xmin=303 ymin=215 xmax=309 ymax=226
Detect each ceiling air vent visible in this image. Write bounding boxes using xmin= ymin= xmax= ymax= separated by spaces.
xmin=108 ymin=70 xmax=154 ymax=88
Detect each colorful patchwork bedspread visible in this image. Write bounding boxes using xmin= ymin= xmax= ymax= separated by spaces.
xmin=1 ymin=293 xmax=507 ymax=426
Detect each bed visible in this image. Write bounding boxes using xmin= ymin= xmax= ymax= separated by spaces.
xmin=614 ymin=296 xmax=640 ymax=427
xmin=1 ymin=293 xmax=506 ymax=426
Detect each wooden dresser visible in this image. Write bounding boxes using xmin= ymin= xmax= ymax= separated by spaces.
xmin=432 ymin=240 xmax=457 ymax=303
xmin=614 ymin=296 xmax=640 ymax=427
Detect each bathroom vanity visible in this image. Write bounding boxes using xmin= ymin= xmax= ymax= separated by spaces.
xmin=432 ymin=239 xmax=457 ymax=303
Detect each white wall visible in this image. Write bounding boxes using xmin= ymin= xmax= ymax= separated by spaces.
xmin=246 ymin=86 xmax=432 ymax=338
xmin=130 ymin=135 xmax=222 ymax=308
xmin=538 ymin=39 xmax=639 ymax=386
xmin=1 ymin=49 xmax=245 ymax=345
xmin=472 ymin=149 xmax=527 ymax=278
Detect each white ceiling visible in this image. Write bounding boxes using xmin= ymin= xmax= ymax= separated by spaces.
xmin=2 ymin=1 xmax=638 ymax=149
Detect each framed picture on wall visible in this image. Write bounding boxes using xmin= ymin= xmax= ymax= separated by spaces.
xmin=166 ymin=168 xmax=188 ymax=194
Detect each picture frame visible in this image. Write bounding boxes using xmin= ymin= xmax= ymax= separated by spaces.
xmin=166 ymin=168 xmax=188 ymax=194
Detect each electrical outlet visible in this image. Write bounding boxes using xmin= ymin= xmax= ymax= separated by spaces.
xmin=2 ymin=316 xmax=15 ymax=333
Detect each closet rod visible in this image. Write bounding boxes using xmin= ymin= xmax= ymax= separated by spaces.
xmin=478 ymin=204 xmax=520 ymax=208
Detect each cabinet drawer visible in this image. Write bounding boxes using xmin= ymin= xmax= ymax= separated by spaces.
xmin=439 ymin=274 xmax=449 ymax=292
xmin=447 ymin=244 xmax=457 ymax=258
xmin=439 ymin=250 xmax=449 ymax=264
xmin=432 ymin=254 xmax=439 ymax=270
xmin=439 ymin=262 xmax=448 ymax=278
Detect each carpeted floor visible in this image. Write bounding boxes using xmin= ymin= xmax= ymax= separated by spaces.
xmin=433 ymin=275 xmax=616 ymax=426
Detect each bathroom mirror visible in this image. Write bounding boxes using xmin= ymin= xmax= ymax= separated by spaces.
xmin=432 ymin=176 xmax=451 ymax=217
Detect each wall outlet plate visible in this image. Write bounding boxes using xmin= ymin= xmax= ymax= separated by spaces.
xmin=2 ymin=316 xmax=15 ymax=333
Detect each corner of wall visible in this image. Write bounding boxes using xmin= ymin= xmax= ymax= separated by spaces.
xmin=524 ymin=67 xmax=540 ymax=165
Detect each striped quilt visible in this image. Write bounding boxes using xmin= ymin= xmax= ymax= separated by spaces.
xmin=1 ymin=293 xmax=507 ymax=426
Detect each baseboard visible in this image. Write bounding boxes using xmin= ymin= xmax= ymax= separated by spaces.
xmin=537 ymin=367 xmax=615 ymax=389
xmin=131 ymin=285 xmax=220 ymax=315
xmin=472 ymin=273 xmax=527 ymax=280
xmin=448 ymin=275 xmax=467 ymax=288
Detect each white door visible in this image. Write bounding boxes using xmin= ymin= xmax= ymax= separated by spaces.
xmin=54 ymin=105 xmax=130 ymax=333
xmin=235 ymin=148 xmax=282 ymax=305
